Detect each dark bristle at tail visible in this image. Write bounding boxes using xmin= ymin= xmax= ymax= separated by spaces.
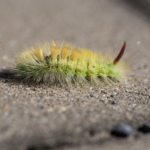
xmin=113 ymin=42 xmax=126 ymax=65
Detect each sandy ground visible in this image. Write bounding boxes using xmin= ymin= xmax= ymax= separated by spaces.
xmin=0 ymin=0 xmax=150 ymax=150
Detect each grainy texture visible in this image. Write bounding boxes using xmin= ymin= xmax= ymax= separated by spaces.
xmin=0 ymin=0 xmax=150 ymax=150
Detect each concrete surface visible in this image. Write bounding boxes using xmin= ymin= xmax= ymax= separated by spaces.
xmin=0 ymin=0 xmax=150 ymax=150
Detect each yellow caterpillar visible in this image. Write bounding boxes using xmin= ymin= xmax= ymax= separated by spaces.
xmin=14 ymin=41 xmax=127 ymax=86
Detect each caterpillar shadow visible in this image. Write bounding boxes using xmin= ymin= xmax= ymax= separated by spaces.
xmin=0 ymin=69 xmax=15 ymax=79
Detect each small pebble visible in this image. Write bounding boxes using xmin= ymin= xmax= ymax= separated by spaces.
xmin=111 ymin=124 xmax=133 ymax=137
xmin=111 ymin=101 xmax=116 ymax=105
xmin=138 ymin=123 xmax=150 ymax=133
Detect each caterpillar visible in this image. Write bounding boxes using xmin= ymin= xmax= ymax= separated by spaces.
xmin=14 ymin=41 xmax=127 ymax=86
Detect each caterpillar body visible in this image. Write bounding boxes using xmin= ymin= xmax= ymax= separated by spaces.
xmin=14 ymin=41 xmax=127 ymax=86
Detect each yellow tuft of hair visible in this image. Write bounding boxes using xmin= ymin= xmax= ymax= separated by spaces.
xmin=51 ymin=46 xmax=60 ymax=59
xmin=70 ymin=49 xmax=82 ymax=61
xmin=61 ymin=46 xmax=71 ymax=59
xmin=33 ymin=48 xmax=44 ymax=61
xmin=43 ymin=43 xmax=51 ymax=57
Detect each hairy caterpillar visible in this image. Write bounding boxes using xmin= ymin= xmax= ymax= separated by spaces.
xmin=14 ymin=41 xmax=127 ymax=86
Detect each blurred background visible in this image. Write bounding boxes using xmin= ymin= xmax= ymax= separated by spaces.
xmin=0 ymin=0 xmax=150 ymax=68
